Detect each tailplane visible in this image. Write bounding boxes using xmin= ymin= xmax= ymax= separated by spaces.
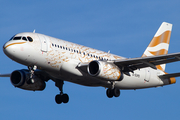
xmin=142 ymin=22 xmax=173 ymax=71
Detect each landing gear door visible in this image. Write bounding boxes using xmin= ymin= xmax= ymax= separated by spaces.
xmin=38 ymin=35 xmax=48 ymax=52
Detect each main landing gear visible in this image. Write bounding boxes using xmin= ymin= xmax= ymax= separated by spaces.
xmin=106 ymin=88 xmax=120 ymax=98
xmin=55 ymin=80 xmax=69 ymax=104
xmin=106 ymin=81 xmax=120 ymax=98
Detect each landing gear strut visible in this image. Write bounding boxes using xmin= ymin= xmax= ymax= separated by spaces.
xmin=55 ymin=80 xmax=69 ymax=104
xmin=27 ymin=65 xmax=37 ymax=84
xmin=106 ymin=81 xmax=120 ymax=98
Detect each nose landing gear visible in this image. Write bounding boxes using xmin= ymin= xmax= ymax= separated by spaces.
xmin=27 ymin=65 xmax=37 ymax=84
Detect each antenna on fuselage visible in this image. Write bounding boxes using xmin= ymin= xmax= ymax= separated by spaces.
xmin=108 ymin=50 xmax=110 ymax=53
xmin=33 ymin=29 xmax=36 ymax=33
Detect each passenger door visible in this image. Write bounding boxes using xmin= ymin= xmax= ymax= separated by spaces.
xmin=38 ymin=35 xmax=48 ymax=52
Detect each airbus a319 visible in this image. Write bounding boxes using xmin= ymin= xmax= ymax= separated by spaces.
xmin=1 ymin=22 xmax=180 ymax=104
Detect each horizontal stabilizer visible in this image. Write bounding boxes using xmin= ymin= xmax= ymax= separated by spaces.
xmin=158 ymin=72 xmax=180 ymax=79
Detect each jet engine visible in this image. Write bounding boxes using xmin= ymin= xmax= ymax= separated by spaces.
xmin=87 ymin=60 xmax=123 ymax=81
xmin=10 ymin=70 xmax=46 ymax=91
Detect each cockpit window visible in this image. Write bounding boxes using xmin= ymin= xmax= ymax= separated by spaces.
xmin=22 ymin=37 xmax=27 ymax=41
xmin=27 ymin=36 xmax=33 ymax=42
xmin=13 ymin=36 xmax=22 ymax=40
xmin=9 ymin=35 xmax=15 ymax=41
xmin=9 ymin=35 xmax=32 ymax=41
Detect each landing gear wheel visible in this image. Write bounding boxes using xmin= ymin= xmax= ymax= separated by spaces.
xmin=55 ymin=94 xmax=62 ymax=104
xmin=106 ymin=88 xmax=120 ymax=98
xmin=113 ymin=88 xmax=120 ymax=97
xmin=106 ymin=89 xmax=113 ymax=98
xmin=62 ymin=94 xmax=69 ymax=103
xmin=55 ymin=94 xmax=69 ymax=104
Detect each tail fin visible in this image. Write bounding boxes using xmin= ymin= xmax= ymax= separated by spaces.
xmin=142 ymin=22 xmax=173 ymax=71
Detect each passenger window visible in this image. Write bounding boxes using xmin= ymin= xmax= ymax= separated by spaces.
xmin=27 ymin=37 xmax=33 ymax=42
xmin=13 ymin=36 xmax=22 ymax=40
xmin=22 ymin=37 xmax=27 ymax=41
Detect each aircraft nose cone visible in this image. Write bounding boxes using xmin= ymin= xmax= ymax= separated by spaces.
xmin=3 ymin=40 xmax=28 ymax=64
xmin=3 ymin=42 xmax=8 ymax=50
xmin=3 ymin=44 xmax=5 ymax=50
xmin=3 ymin=42 xmax=15 ymax=58
xmin=3 ymin=42 xmax=11 ymax=56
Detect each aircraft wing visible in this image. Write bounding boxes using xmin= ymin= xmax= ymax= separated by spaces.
xmin=113 ymin=52 xmax=180 ymax=71
xmin=77 ymin=52 xmax=180 ymax=72
xmin=0 ymin=73 xmax=11 ymax=77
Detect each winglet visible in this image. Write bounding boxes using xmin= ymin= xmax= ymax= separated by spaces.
xmin=142 ymin=22 xmax=173 ymax=71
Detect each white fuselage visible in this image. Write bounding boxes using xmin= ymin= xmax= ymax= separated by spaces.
xmin=3 ymin=32 xmax=167 ymax=90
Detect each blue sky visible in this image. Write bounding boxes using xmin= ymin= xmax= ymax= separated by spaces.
xmin=0 ymin=0 xmax=180 ymax=120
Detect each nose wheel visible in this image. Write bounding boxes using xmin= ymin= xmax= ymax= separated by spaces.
xmin=55 ymin=80 xmax=69 ymax=104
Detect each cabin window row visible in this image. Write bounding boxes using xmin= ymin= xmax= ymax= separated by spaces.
xmin=52 ymin=43 xmax=109 ymax=61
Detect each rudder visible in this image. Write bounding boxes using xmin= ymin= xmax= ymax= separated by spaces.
xmin=142 ymin=22 xmax=173 ymax=71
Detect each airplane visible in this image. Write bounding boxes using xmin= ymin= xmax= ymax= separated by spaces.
xmin=1 ymin=22 xmax=180 ymax=104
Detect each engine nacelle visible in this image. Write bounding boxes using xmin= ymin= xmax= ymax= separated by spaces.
xmin=10 ymin=70 xmax=46 ymax=91
xmin=87 ymin=60 xmax=123 ymax=81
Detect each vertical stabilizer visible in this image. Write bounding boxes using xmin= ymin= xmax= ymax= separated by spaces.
xmin=142 ymin=22 xmax=173 ymax=71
